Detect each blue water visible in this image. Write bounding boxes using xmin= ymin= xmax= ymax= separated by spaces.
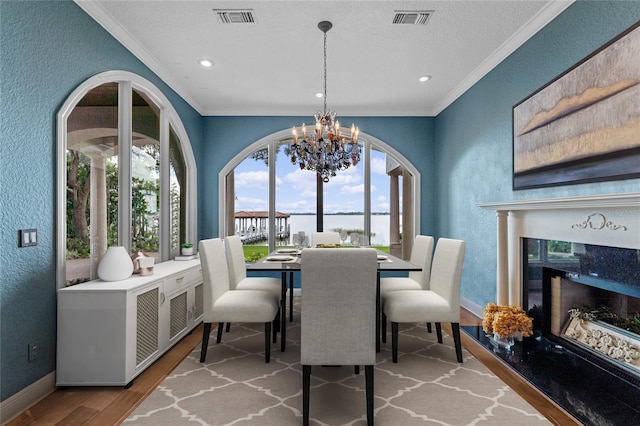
xmin=287 ymin=214 xmax=392 ymax=245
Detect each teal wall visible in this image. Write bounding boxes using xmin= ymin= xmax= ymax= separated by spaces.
xmin=434 ymin=1 xmax=640 ymax=310
xmin=200 ymin=116 xmax=435 ymax=240
xmin=0 ymin=1 xmax=203 ymax=401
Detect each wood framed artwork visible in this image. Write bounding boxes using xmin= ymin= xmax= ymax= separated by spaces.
xmin=513 ymin=21 xmax=640 ymax=190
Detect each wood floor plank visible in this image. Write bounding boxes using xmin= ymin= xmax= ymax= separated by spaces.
xmin=84 ymin=391 xmax=144 ymax=426
xmin=54 ymin=406 xmax=98 ymax=426
xmin=8 ymin=389 xmax=94 ymax=426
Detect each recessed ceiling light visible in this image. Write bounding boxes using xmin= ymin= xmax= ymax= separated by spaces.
xmin=419 ymin=75 xmax=432 ymax=82
xmin=315 ymin=92 xmax=324 ymax=98
xmin=198 ymin=58 xmax=214 ymax=68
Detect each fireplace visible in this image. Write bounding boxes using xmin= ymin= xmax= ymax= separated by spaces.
xmin=523 ymin=240 xmax=640 ymax=386
xmin=477 ymin=193 xmax=640 ymax=424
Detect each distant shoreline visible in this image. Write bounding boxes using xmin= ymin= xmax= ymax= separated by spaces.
xmin=287 ymin=212 xmax=390 ymax=215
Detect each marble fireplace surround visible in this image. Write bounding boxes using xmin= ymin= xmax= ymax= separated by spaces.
xmin=479 ymin=192 xmax=640 ymax=307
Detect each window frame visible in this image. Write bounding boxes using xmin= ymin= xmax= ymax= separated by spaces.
xmin=57 ymin=70 xmax=197 ymax=288
xmin=218 ymin=128 xmax=420 ymax=252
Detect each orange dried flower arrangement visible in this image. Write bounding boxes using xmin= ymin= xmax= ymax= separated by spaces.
xmin=482 ymin=303 xmax=533 ymax=339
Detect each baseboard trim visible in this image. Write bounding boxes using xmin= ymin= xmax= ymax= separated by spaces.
xmin=461 ymin=297 xmax=483 ymax=318
xmin=0 ymin=372 xmax=56 ymax=425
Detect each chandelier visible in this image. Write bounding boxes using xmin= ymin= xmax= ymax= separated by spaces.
xmin=290 ymin=21 xmax=361 ymax=183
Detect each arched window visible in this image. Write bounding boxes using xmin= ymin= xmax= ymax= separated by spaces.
xmin=57 ymin=71 xmax=197 ymax=287
xmin=218 ymin=129 xmax=419 ymax=259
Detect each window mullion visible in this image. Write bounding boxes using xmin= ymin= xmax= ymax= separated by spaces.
xmin=364 ymin=141 xmax=371 ymax=245
xmin=118 ymin=81 xmax=132 ymax=251
xmin=159 ymin=110 xmax=170 ymax=261
xmin=268 ymin=140 xmax=276 ymax=252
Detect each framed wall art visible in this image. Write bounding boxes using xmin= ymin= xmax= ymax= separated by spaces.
xmin=513 ymin=21 xmax=640 ymax=190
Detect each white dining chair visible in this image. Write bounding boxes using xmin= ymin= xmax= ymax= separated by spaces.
xmin=311 ymin=231 xmax=341 ymax=246
xmin=224 ymin=235 xmax=282 ymax=338
xmin=380 ymin=235 xmax=434 ymax=343
xmin=383 ymin=238 xmax=466 ymax=363
xmin=199 ymin=238 xmax=279 ymax=363
xmin=301 ymin=248 xmax=377 ymax=426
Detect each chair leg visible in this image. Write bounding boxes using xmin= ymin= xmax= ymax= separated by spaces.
xmin=355 ymin=365 xmax=360 ymax=375
xmin=216 ymin=322 xmax=224 ymax=343
xmin=426 ymin=322 xmax=432 ymax=333
xmin=365 ymin=365 xmax=374 ymax=426
xmin=381 ymin=312 xmax=387 ymax=344
xmin=303 ymin=365 xmax=311 ymax=426
xmin=289 ymin=271 xmax=294 ymax=322
xmin=225 ymin=322 xmax=231 ymax=332
xmin=265 ymin=322 xmax=272 ymax=363
xmin=392 ymin=322 xmax=399 ymax=363
xmin=273 ymin=316 xmax=278 ymax=343
xmin=200 ymin=322 xmax=211 ymax=363
xmin=435 ymin=322 xmax=443 ymax=343
xmin=452 ymin=322 xmax=463 ymax=363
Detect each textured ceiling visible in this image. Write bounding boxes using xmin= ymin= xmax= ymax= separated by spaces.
xmin=76 ymin=1 xmax=573 ymax=116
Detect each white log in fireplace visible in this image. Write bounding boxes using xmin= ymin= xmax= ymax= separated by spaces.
xmin=479 ymin=192 xmax=640 ymax=306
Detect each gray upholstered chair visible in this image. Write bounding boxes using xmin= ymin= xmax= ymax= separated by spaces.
xmin=224 ymin=235 xmax=282 ymax=338
xmin=199 ymin=238 xmax=279 ymax=363
xmin=311 ymin=231 xmax=341 ymax=246
xmin=380 ymin=235 xmax=434 ymax=342
xmin=383 ymin=238 xmax=466 ymax=363
xmin=301 ymin=248 xmax=377 ymax=426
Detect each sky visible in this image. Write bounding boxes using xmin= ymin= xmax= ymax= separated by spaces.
xmin=233 ymin=147 xmax=392 ymax=214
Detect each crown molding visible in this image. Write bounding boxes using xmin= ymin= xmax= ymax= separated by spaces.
xmin=431 ymin=0 xmax=575 ymax=116
xmin=74 ymin=0 xmax=205 ymax=115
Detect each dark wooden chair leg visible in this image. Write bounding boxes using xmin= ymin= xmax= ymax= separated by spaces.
xmin=303 ymin=365 xmax=311 ymax=426
xmin=381 ymin=312 xmax=387 ymax=344
xmin=427 ymin=322 xmax=432 ymax=333
xmin=265 ymin=322 xmax=271 ymax=363
xmin=451 ymin=322 xmax=463 ymax=363
xmin=289 ymin=271 xmax=294 ymax=322
xmin=200 ymin=322 xmax=211 ymax=363
xmin=435 ymin=322 xmax=443 ymax=343
xmin=355 ymin=365 xmax=360 ymax=375
xmin=225 ymin=322 xmax=231 ymax=332
xmin=216 ymin=322 xmax=224 ymax=343
xmin=365 ymin=365 xmax=374 ymax=426
xmin=392 ymin=322 xmax=399 ymax=363
xmin=273 ymin=315 xmax=278 ymax=343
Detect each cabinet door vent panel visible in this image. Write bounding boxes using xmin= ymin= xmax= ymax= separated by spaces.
xmin=194 ymin=283 xmax=204 ymax=318
xmin=136 ymin=288 xmax=159 ymax=365
xmin=170 ymin=292 xmax=188 ymax=339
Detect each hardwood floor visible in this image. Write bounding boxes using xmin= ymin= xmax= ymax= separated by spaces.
xmin=8 ymin=310 xmax=579 ymax=425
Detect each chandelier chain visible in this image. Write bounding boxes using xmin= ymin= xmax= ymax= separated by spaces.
xmin=323 ymin=30 xmax=327 ymax=114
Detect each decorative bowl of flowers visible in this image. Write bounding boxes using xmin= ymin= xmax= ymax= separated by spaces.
xmin=482 ymin=303 xmax=534 ymax=350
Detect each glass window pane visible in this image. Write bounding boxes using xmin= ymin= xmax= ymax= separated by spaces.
xmin=233 ymin=148 xmax=270 ymax=260
xmin=169 ymin=126 xmax=186 ymax=260
xmin=131 ymin=89 xmax=160 ymax=260
xmin=371 ymin=148 xmax=391 ymax=250
xmin=66 ymin=82 xmax=119 ymax=285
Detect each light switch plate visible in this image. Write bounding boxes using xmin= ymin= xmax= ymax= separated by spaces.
xmin=19 ymin=229 xmax=37 ymax=247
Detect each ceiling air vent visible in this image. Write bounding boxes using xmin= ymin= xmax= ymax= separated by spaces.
xmin=213 ymin=9 xmax=256 ymax=24
xmin=392 ymin=10 xmax=433 ymax=25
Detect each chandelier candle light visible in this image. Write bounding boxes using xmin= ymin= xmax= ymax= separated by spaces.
xmin=290 ymin=21 xmax=361 ymax=183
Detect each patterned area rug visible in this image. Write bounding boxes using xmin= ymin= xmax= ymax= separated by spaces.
xmin=125 ymin=298 xmax=550 ymax=425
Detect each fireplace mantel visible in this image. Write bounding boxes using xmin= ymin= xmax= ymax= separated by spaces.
xmin=479 ymin=193 xmax=640 ymax=305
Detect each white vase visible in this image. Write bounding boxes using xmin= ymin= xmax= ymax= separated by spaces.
xmin=181 ymin=247 xmax=194 ymax=255
xmin=98 ymin=246 xmax=134 ymax=281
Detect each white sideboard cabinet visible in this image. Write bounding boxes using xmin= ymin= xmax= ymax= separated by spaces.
xmin=56 ymin=259 xmax=203 ymax=387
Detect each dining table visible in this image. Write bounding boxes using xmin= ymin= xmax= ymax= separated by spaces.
xmin=247 ymin=247 xmax=422 ymax=352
